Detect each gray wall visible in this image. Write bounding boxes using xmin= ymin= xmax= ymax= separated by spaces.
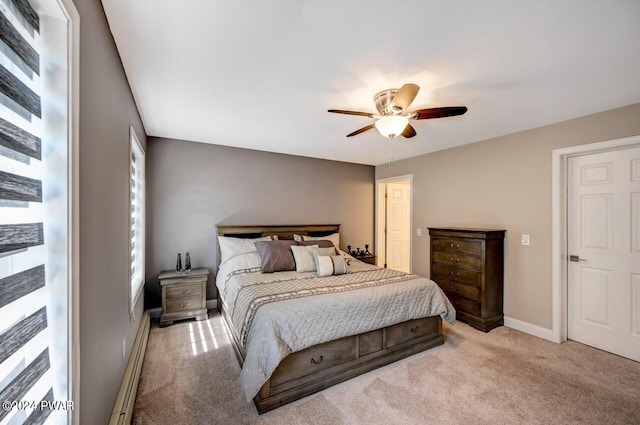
xmin=376 ymin=103 xmax=640 ymax=329
xmin=145 ymin=137 xmax=375 ymax=307
xmin=74 ymin=0 xmax=147 ymax=423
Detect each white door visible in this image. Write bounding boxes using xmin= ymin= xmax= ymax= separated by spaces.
xmin=386 ymin=181 xmax=411 ymax=273
xmin=567 ymin=146 xmax=640 ymax=361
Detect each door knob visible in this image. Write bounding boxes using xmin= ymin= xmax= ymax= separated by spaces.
xmin=569 ymin=255 xmax=587 ymax=262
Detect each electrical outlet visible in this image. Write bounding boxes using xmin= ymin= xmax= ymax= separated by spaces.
xmin=122 ymin=338 xmax=126 ymax=360
xmin=521 ymin=234 xmax=530 ymax=246
xmin=416 ymin=228 xmax=422 ymax=237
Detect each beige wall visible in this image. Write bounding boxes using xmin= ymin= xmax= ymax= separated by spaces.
xmin=145 ymin=137 xmax=375 ymax=307
xmin=74 ymin=0 xmax=147 ymax=423
xmin=376 ymin=103 xmax=640 ymax=329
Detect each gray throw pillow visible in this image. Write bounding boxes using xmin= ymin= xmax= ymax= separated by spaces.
xmin=254 ymin=240 xmax=297 ymax=273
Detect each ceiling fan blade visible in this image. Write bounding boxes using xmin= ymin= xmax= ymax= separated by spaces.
xmin=412 ymin=106 xmax=468 ymax=120
xmin=328 ymin=109 xmax=375 ymax=118
xmin=401 ymin=124 xmax=416 ymax=138
xmin=390 ymin=83 xmax=420 ymax=112
xmin=346 ymin=124 xmax=375 ymax=137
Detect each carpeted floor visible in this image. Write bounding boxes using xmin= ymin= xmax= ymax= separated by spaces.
xmin=132 ymin=312 xmax=640 ymax=425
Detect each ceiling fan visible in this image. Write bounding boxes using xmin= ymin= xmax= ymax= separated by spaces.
xmin=328 ymin=84 xmax=467 ymax=139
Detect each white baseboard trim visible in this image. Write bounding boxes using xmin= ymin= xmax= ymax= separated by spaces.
xmin=206 ymin=299 xmax=218 ymax=310
xmin=504 ymin=316 xmax=556 ymax=343
xmin=109 ymin=311 xmax=150 ymax=425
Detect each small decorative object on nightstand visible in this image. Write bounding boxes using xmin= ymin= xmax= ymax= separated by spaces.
xmin=159 ymin=267 xmax=209 ymax=327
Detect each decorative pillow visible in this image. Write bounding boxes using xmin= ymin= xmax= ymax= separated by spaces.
xmin=218 ymin=235 xmax=276 ymax=264
xmin=296 ymin=232 xmax=340 ymax=249
xmin=290 ymin=244 xmax=319 ymax=273
xmin=316 ymin=255 xmax=348 ymax=277
xmin=311 ymin=246 xmax=339 ymax=270
xmin=297 ymin=239 xmax=336 ymax=249
xmin=254 ymin=240 xmax=296 ymax=273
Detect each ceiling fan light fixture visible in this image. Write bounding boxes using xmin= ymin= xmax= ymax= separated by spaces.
xmin=375 ymin=115 xmax=409 ymax=138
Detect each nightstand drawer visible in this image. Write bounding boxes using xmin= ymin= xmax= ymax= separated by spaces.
xmin=432 ymin=263 xmax=481 ymax=287
xmin=433 ymin=251 xmax=482 ymax=271
xmin=166 ymin=295 xmax=203 ymax=313
xmin=166 ymin=282 xmax=202 ymax=300
xmin=438 ymin=279 xmax=480 ymax=302
xmin=432 ymin=239 xmax=482 ymax=255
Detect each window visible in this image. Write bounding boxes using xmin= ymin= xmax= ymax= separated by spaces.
xmin=0 ymin=0 xmax=77 ymax=424
xmin=129 ymin=127 xmax=145 ymax=312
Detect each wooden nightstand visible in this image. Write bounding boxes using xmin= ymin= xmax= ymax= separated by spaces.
xmin=356 ymin=255 xmax=377 ymax=265
xmin=159 ymin=268 xmax=209 ymax=327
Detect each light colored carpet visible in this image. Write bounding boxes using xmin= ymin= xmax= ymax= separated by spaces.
xmin=132 ymin=312 xmax=640 ymax=425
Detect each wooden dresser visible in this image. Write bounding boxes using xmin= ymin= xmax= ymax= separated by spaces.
xmin=428 ymin=228 xmax=505 ymax=332
xmin=159 ymin=268 xmax=209 ymax=327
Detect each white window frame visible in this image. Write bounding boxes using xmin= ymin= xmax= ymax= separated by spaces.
xmin=129 ymin=126 xmax=145 ymax=315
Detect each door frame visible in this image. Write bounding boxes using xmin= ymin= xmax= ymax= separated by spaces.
xmin=375 ymin=175 xmax=413 ymax=272
xmin=551 ymin=134 xmax=640 ymax=344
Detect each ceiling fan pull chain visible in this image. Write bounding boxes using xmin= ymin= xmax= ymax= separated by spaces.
xmin=387 ymin=138 xmax=393 ymax=164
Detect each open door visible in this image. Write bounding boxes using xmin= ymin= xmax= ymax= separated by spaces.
xmin=376 ymin=177 xmax=412 ymax=273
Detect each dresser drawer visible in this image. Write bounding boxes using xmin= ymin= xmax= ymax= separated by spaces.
xmin=437 ymin=279 xmax=480 ymax=302
xmin=432 ymin=251 xmax=483 ymax=271
xmin=432 ymin=239 xmax=482 ymax=256
xmin=386 ymin=317 xmax=440 ymax=348
xmin=166 ymin=282 xmax=203 ymax=300
xmin=166 ymin=295 xmax=204 ymax=313
xmin=447 ymin=294 xmax=481 ymax=317
xmin=271 ymin=335 xmax=356 ymax=387
xmin=432 ymin=264 xmax=481 ymax=287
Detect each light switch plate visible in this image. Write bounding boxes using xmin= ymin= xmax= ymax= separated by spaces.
xmin=416 ymin=228 xmax=422 ymax=237
xmin=521 ymin=234 xmax=530 ymax=246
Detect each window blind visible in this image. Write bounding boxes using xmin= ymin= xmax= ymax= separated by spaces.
xmin=0 ymin=1 xmax=54 ymax=423
xmin=130 ymin=131 xmax=145 ymax=308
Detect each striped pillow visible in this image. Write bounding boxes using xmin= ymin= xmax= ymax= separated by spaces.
xmin=316 ymin=255 xmax=348 ymax=277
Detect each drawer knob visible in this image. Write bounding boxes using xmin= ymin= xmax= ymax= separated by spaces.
xmin=310 ymin=355 xmax=324 ymax=365
xmin=456 ymin=258 xmax=460 ymax=262
xmin=450 ymin=285 xmax=457 ymax=292
xmin=450 ymin=243 xmax=454 ymax=248
xmin=182 ymin=290 xmax=191 ymax=295
xmin=180 ymin=303 xmax=191 ymax=308
xmin=450 ymin=257 xmax=454 ymax=261
xmin=456 ymin=244 xmax=460 ymax=249
xmin=450 ymin=272 xmax=459 ymax=278
xmin=410 ymin=326 xmax=420 ymax=333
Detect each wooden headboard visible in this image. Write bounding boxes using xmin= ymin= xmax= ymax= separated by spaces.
xmin=217 ymin=224 xmax=340 ymax=241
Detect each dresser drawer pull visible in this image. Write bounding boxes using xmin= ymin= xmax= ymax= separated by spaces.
xmin=410 ymin=326 xmax=420 ymax=333
xmin=182 ymin=290 xmax=191 ymax=295
xmin=310 ymin=355 xmax=324 ymax=365
xmin=449 ymin=257 xmax=461 ymax=263
xmin=450 ymin=272 xmax=459 ymax=278
xmin=449 ymin=243 xmax=461 ymax=249
xmin=180 ymin=303 xmax=191 ymax=308
xmin=450 ymin=285 xmax=458 ymax=292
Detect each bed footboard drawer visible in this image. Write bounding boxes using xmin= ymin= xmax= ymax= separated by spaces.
xmin=270 ymin=336 xmax=356 ymax=387
xmin=385 ymin=317 xmax=439 ymax=348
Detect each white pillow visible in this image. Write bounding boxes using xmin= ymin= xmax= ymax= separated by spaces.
xmin=218 ymin=235 xmax=276 ymax=264
xmin=290 ymin=244 xmax=318 ymax=273
xmin=296 ymin=232 xmax=340 ymax=249
xmin=316 ymin=255 xmax=348 ymax=277
xmin=311 ymin=246 xmax=338 ymax=270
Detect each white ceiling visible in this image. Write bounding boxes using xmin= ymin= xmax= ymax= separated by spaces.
xmin=102 ymin=0 xmax=640 ymax=166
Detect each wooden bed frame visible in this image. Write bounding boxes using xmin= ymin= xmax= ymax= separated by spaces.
xmin=216 ymin=224 xmax=444 ymax=413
